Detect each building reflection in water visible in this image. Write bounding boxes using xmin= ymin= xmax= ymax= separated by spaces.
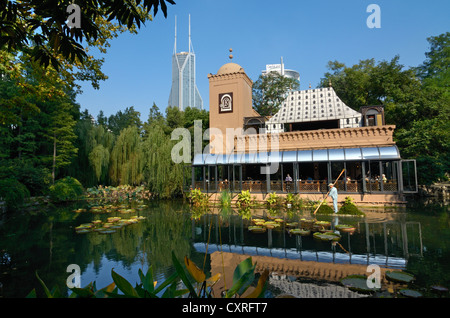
xmin=192 ymin=211 xmax=422 ymax=268
xmin=190 ymin=210 xmax=423 ymax=297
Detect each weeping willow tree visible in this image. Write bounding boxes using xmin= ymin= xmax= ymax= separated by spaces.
xmin=69 ymin=118 xmax=115 ymax=186
xmin=109 ymin=125 xmax=144 ymax=186
xmin=142 ymin=124 xmax=183 ymax=199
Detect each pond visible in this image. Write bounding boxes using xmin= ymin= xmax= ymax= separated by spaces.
xmin=0 ymin=198 xmax=449 ymax=298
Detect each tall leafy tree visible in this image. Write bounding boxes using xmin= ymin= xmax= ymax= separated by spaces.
xmin=252 ymin=71 xmax=299 ymax=116
xmin=318 ymin=36 xmax=449 ymax=184
xmin=0 ymin=0 xmax=175 ymax=70
xmin=109 ymin=125 xmax=144 ymax=186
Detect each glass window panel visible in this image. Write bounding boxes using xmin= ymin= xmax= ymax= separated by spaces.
xmin=328 ymin=148 xmax=345 ymax=161
xmin=256 ymin=152 xmax=269 ymax=164
xmin=204 ymin=153 xmax=218 ymax=165
xmin=362 ymin=147 xmax=380 ymax=160
xmin=192 ymin=153 xmax=205 ymax=166
xmin=345 ymin=148 xmax=362 ymax=160
xmin=216 ymin=154 xmax=227 ymax=165
xmin=282 ymin=151 xmax=297 ymax=162
xmin=297 ymin=150 xmax=312 ymax=162
xmin=242 ymin=152 xmax=257 ymax=164
xmin=269 ymin=151 xmax=282 ymax=163
xmin=227 ymin=152 xmax=243 ymax=164
xmin=379 ymin=146 xmax=400 ymax=160
xmin=313 ymin=149 xmax=328 ymax=161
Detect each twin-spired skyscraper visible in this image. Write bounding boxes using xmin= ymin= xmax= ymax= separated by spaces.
xmin=168 ymin=15 xmax=203 ymax=111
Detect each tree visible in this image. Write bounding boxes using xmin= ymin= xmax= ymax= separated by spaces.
xmin=142 ymin=124 xmax=183 ymax=199
xmin=416 ymin=32 xmax=450 ymax=93
xmin=318 ymin=37 xmax=449 ymax=184
xmin=107 ymin=106 xmax=142 ymax=135
xmin=252 ymin=72 xmax=299 ymax=116
xmin=109 ymin=125 xmax=144 ymax=186
xmin=0 ymin=0 xmax=175 ymax=70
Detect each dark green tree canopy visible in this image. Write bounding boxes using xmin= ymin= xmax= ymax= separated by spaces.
xmin=252 ymin=71 xmax=299 ymax=117
xmin=0 ymin=0 xmax=175 ymax=69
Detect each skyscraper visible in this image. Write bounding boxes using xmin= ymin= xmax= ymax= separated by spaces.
xmin=168 ymin=15 xmax=203 ymax=111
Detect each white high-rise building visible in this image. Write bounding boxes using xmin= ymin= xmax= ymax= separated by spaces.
xmin=262 ymin=57 xmax=300 ymax=82
xmin=168 ymin=15 xmax=203 ymax=111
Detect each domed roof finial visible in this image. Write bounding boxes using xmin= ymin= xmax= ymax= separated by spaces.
xmin=229 ymin=48 xmax=233 ymax=61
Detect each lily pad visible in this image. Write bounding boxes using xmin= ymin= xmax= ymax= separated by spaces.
xmin=385 ymin=271 xmax=415 ymax=284
xmin=313 ymin=231 xmax=341 ymax=241
xmin=399 ymin=289 xmax=422 ymax=298
xmin=341 ymin=275 xmax=380 ymax=294
xmin=289 ymin=228 xmax=310 ymax=236
xmin=335 ymin=224 xmax=356 ymax=232
xmin=98 ymin=229 xmax=116 ymax=234
xmin=248 ymin=226 xmax=266 ymax=233
xmin=75 ymin=228 xmax=92 ymax=234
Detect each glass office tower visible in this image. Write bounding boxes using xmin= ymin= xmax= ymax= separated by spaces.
xmin=168 ymin=15 xmax=203 ymax=111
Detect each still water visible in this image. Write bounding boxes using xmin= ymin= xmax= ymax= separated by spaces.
xmin=0 ymin=198 xmax=449 ymax=298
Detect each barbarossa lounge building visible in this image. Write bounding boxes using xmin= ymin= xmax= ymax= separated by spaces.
xmin=190 ymin=57 xmax=418 ymax=205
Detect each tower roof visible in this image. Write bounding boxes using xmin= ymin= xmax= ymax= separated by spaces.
xmin=217 ymin=62 xmax=245 ymax=75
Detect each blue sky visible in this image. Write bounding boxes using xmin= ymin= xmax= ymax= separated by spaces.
xmin=75 ymin=0 xmax=450 ymax=122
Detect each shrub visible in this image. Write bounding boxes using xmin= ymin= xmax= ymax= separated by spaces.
xmin=266 ymin=192 xmax=280 ymax=207
xmin=237 ymin=190 xmax=253 ymax=208
xmin=187 ymin=188 xmax=208 ymax=207
xmin=48 ymin=176 xmax=84 ymax=202
xmin=219 ymin=190 xmax=231 ymax=208
xmin=0 ymin=178 xmax=30 ymax=211
xmin=315 ymin=202 xmax=335 ymax=215
xmin=338 ymin=197 xmax=365 ymax=216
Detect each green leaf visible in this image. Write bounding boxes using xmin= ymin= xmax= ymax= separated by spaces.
xmin=35 ymin=271 xmax=53 ymax=298
xmin=225 ymin=257 xmax=256 ymax=298
xmin=111 ymin=269 xmax=140 ymax=297
xmin=172 ymin=252 xmax=198 ymax=298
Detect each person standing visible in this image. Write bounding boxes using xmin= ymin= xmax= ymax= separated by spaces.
xmin=328 ymin=183 xmax=338 ymax=213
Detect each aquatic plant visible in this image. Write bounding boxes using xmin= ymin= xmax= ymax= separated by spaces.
xmin=338 ymin=196 xmax=365 ymax=216
xmin=29 ymin=253 xmax=269 ymax=298
xmin=236 ymin=190 xmax=253 ymax=208
xmin=186 ymin=188 xmax=208 ymax=207
xmin=340 ymin=275 xmax=380 ymax=294
xmin=314 ymin=202 xmax=334 ymax=215
xmin=218 ymin=190 xmax=231 ymax=208
xmin=266 ymin=192 xmax=281 ymax=207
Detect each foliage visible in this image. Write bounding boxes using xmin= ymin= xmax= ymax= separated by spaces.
xmin=338 ymin=197 xmax=365 ymax=216
xmin=142 ymin=124 xmax=184 ymax=199
xmin=0 ymin=161 xmax=51 ymax=196
xmin=319 ymin=32 xmax=450 ymax=184
xmin=0 ymin=0 xmax=175 ymax=70
xmin=48 ymin=176 xmax=84 ymax=202
xmin=313 ymin=202 xmax=334 ymax=215
xmin=252 ymin=71 xmax=299 ymax=116
xmin=219 ymin=190 xmax=231 ymax=208
xmin=236 ymin=190 xmax=253 ymax=208
xmin=86 ymin=185 xmax=151 ymax=204
xmin=266 ymin=192 xmax=280 ymax=207
xmin=0 ymin=178 xmax=30 ymax=211
xmin=29 ymin=252 xmax=268 ymax=298
xmin=109 ymin=126 xmax=144 ymax=186
xmin=285 ymin=193 xmax=295 ymax=207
